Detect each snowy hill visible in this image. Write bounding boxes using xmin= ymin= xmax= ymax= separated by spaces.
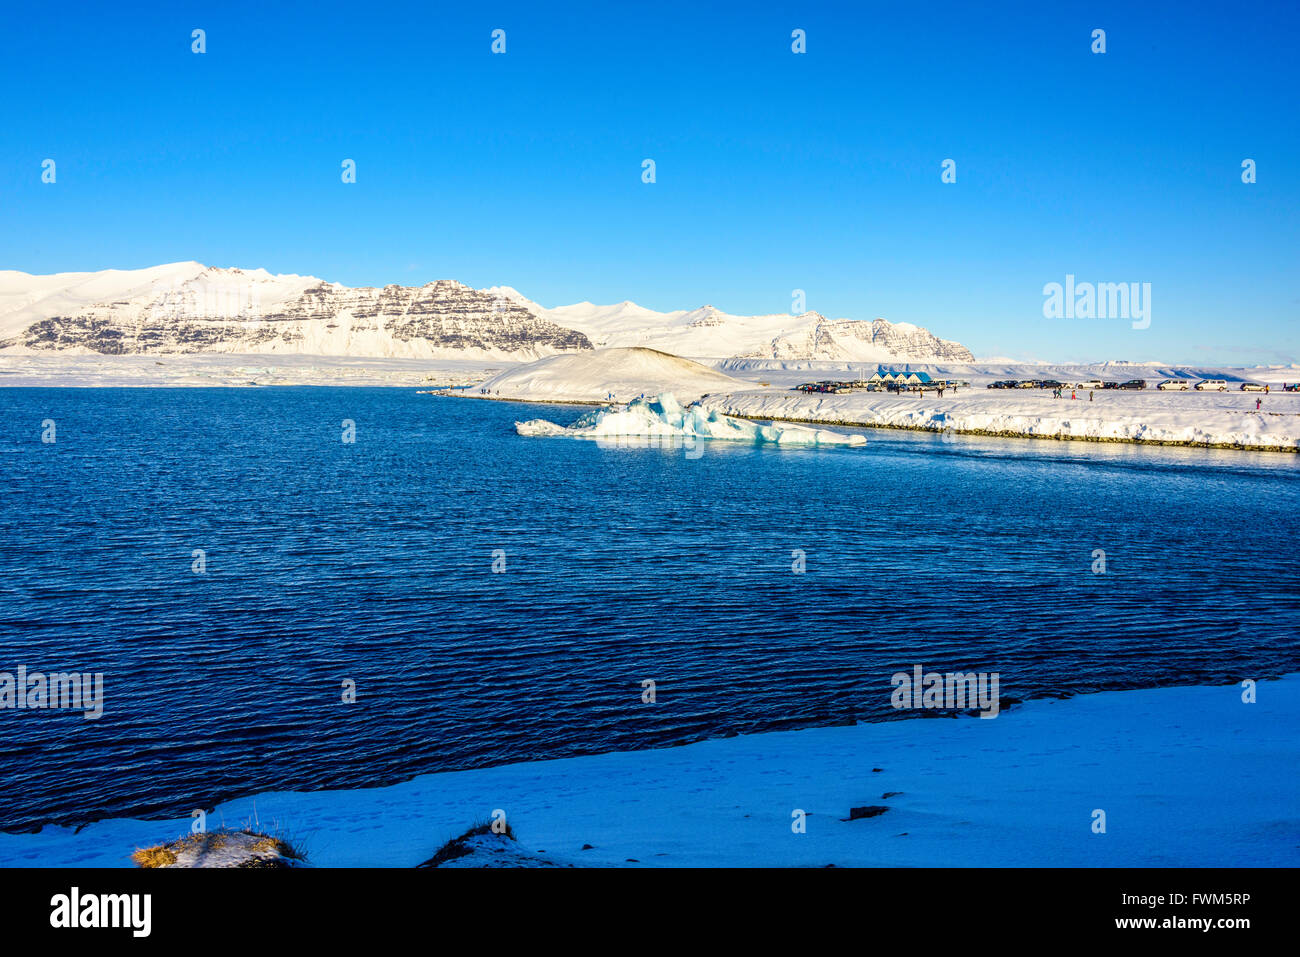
xmin=474 ymin=347 xmax=749 ymax=403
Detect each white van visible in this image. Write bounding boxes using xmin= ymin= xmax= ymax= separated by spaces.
xmin=1079 ymin=380 xmax=1104 ymax=390
xmin=1157 ymin=379 xmax=1190 ymax=391
xmin=1194 ymin=379 xmax=1227 ymax=391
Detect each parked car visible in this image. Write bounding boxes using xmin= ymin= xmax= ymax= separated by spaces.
xmin=986 ymin=380 xmax=1018 ymax=389
xmin=1240 ymin=382 xmax=1268 ymax=392
xmin=1039 ymin=380 xmax=1064 ymax=389
xmin=1117 ymin=379 xmax=1146 ymax=390
xmin=1100 ymin=381 xmax=1121 ymax=389
xmin=1194 ymin=379 xmax=1227 ymax=391
xmin=1078 ymin=380 xmax=1104 ymax=390
xmin=1157 ymin=379 xmax=1190 ymax=391
xmin=1016 ymin=380 xmax=1041 ymax=389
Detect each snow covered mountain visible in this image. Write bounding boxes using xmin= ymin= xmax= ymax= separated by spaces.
xmin=0 ymin=263 xmax=973 ymax=362
xmin=484 ymin=287 xmax=973 ymax=362
xmin=0 ymin=263 xmax=591 ymax=360
xmin=765 ymin=316 xmax=974 ymax=362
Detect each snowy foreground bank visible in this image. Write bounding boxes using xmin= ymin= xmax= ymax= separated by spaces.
xmin=707 ymin=389 xmax=1300 ymax=452
xmin=2 ymin=677 xmax=1295 ymax=867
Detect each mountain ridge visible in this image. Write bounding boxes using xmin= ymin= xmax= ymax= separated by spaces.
xmin=0 ymin=262 xmax=973 ymax=362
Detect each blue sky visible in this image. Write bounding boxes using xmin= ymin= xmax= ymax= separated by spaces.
xmin=1 ymin=0 xmax=1296 ymax=363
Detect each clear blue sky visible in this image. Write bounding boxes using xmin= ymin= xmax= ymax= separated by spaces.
xmin=2 ymin=0 xmax=1296 ymax=363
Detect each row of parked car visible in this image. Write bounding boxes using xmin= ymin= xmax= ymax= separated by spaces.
xmin=987 ymin=379 xmax=1144 ymax=390
xmin=987 ymin=378 xmax=1270 ymax=392
xmin=1143 ymin=379 xmax=1272 ymax=392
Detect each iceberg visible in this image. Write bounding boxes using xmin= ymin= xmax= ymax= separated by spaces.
xmin=515 ymin=393 xmax=867 ymax=446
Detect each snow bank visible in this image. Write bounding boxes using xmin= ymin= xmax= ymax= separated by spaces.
xmin=475 ymin=346 xmax=748 ymax=403
xmin=705 ymin=389 xmax=1300 ymax=451
xmin=2 ymin=676 xmax=1295 ymax=867
xmin=516 ymin=393 xmax=867 ymax=446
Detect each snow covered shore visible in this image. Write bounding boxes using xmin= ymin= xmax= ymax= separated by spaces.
xmin=2 ymin=676 xmax=1295 ymax=868
xmin=0 ymin=353 xmax=505 ymax=388
xmin=469 ymin=350 xmax=1300 ymax=451
xmin=4 ymin=347 xmax=1298 ymax=451
xmin=706 ymin=388 xmax=1300 ymax=452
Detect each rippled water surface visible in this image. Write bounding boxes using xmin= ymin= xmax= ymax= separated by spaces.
xmin=1 ymin=387 xmax=1297 ymax=830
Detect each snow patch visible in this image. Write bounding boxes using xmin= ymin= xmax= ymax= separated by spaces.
xmin=476 ymin=346 xmax=748 ymax=403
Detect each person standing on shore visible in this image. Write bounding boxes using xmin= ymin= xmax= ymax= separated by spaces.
xmin=1089 ymin=390 xmax=1094 ymax=401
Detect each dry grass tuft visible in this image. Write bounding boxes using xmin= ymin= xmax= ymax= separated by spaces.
xmin=130 ymin=845 xmax=177 ymax=868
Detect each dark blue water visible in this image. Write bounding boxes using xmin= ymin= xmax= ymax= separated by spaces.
xmin=1 ymin=387 xmax=1297 ymax=832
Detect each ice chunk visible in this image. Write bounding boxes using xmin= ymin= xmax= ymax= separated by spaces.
xmin=514 ymin=419 xmax=571 ymax=437
xmin=515 ymin=393 xmax=866 ymax=446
